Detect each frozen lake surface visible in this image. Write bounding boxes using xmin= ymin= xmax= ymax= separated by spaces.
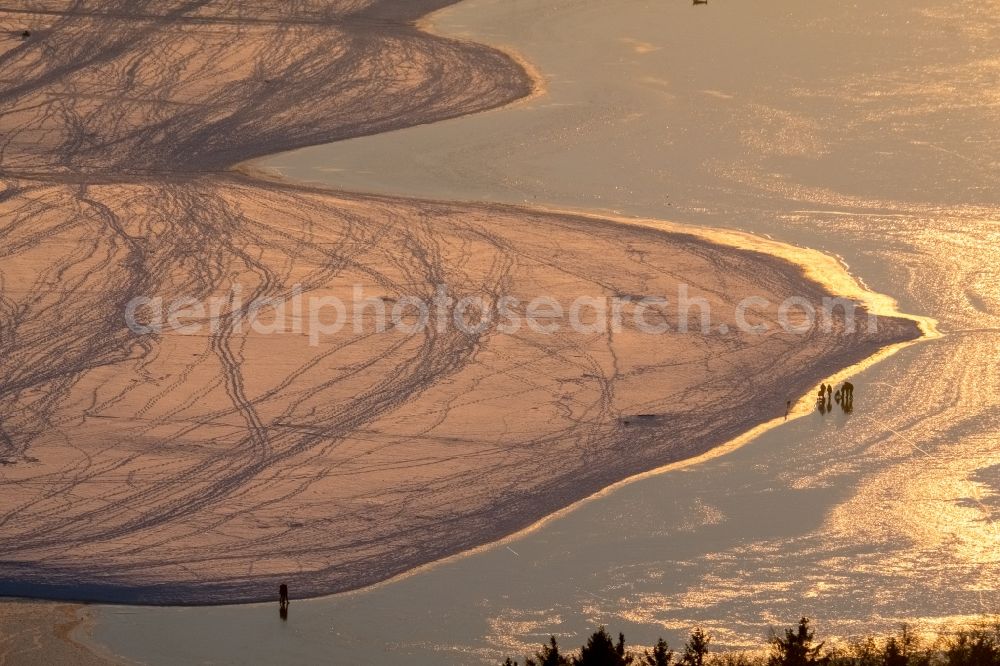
xmin=94 ymin=0 xmax=999 ymax=662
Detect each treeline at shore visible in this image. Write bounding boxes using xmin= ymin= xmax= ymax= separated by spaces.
xmin=503 ymin=617 xmax=1000 ymax=666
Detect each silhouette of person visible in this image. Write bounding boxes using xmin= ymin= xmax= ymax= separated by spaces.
xmin=279 ymin=583 xmax=289 ymax=609
xmin=841 ymin=381 xmax=855 ymax=414
xmin=826 ymin=384 xmax=832 ymax=403
xmin=816 ymin=384 xmax=828 ymax=414
xmin=785 ymin=400 xmax=791 ymax=420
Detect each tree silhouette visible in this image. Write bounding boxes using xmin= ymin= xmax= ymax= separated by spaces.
xmin=882 ymin=637 xmax=906 ymax=666
xmin=682 ymin=628 xmax=711 ymax=666
xmin=943 ymin=624 xmax=1000 ymax=666
xmin=642 ymin=638 xmax=674 ymax=666
xmin=525 ymin=636 xmax=571 ymax=666
xmin=894 ymin=624 xmax=933 ymax=666
xmin=767 ymin=618 xmax=828 ymax=666
xmin=574 ymin=626 xmax=634 ymax=665
xmin=502 ymin=620 xmax=1000 ymax=666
